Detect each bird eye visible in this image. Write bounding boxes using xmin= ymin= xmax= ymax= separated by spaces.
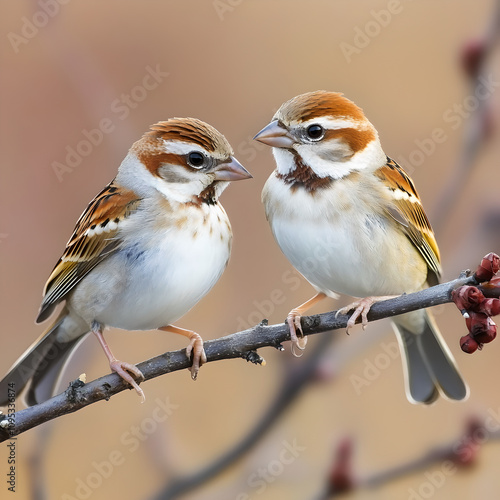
xmin=187 ymin=152 xmax=205 ymax=168
xmin=305 ymin=124 xmax=325 ymax=141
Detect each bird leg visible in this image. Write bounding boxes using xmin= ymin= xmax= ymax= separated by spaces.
xmin=336 ymin=296 xmax=398 ymax=333
xmin=159 ymin=325 xmax=207 ymax=380
xmin=287 ymin=292 xmax=327 ymax=357
xmin=92 ymin=323 xmax=145 ymax=402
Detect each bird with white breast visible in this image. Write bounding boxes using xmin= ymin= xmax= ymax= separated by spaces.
xmin=254 ymin=90 xmax=467 ymax=404
xmin=0 ymin=117 xmax=251 ymax=406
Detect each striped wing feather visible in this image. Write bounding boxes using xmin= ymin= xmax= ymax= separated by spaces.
xmin=377 ymin=158 xmax=441 ymax=284
xmin=36 ymin=182 xmax=141 ymax=322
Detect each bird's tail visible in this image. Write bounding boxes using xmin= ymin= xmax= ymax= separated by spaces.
xmin=392 ymin=309 xmax=468 ymax=404
xmin=0 ymin=308 xmax=86 ymax=406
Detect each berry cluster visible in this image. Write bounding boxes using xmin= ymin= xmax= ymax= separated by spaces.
xmin=453 ymin=253 xmax=500 ymax=353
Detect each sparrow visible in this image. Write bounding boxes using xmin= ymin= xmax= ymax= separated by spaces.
xmin=254 ymin=90 xmax=468 ymax=404
xmin=0 ymin=117 xmax=251 ymax=406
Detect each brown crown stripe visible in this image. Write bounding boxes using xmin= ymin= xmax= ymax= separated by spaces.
xmin=144 ymin=118 xmax=233 ymax=156
xmin=278 ymin=91 xmax=366 ymax=124
xmin=150 ymin=126 xmax=214 ymax=151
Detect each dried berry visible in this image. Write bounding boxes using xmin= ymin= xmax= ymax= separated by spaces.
xmin=452 ymin=419 xmax=483 ymax=466
xmin=452 ymin=286 xmax=484 ymax=311
xmin=466 ymin=311 xmax=489 ymax=336
xmin=461 ymin=39 xmax=486 ymax=79
xmin=476 ymin=298 xmax=500 ymax=317
xmin=460 ymin=334 xmax=480 ymax=354
xmin=473 ymin=317 xmax=497 ymax=344
xmin=480 ymin=276 xmax=500 ymax=298
xmin=328 ymin=438 xmax=354 ymax=494
xmin=474 ymin=253 xmax=500 ymax=283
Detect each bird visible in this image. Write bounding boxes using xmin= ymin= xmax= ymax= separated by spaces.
xmin=254 ymin=90 xmax=468 ymax=404
xmin=0 ymin=117 xmax=251 ymax=406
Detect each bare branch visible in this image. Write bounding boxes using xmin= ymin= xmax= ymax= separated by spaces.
xmin=320 ymin=417 xmax=498 ymax=499
xmin=0 ymin=272 xmax=484 ymax=442
xmin=432 ymin=0 xmax=500 ymax=232
xmin=151 ymin=334 xmax=334 ymax=500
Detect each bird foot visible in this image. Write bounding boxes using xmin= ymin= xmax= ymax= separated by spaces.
xmin=185 ymin=333 xmax=207 ymax=380
xmin=336 ymin=296 xmax=396 ymax=333
xmin=109 ymin=359 xmax=145 ymax=403
xmin=286 ymin=311 xmax=308 ymax=357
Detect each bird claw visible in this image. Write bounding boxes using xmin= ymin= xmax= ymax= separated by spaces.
xmin=287 ymin=312 xmax=308 ymax=357
xmin=186 ymin=333 xmax=207 ymax=380
xmin=337 ymin=298 xmax=376 ymax=333
xmin=109 ymin=360 xmax=145 ymax=403
xmin=337 ymin=296 xmax=397 ymax=333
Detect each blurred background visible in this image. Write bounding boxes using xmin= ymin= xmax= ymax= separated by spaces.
xmin=1 ymin=1 xmax=500 ymax=499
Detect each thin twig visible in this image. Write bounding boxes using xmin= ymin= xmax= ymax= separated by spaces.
xmin=432 ymin=0 xmax=500 ymax=231
xmin=151 ymin=334 xmax=334 ymax=500
xmin=0 ymin=272 xmax=482 ymax=442
xmin=320 ymin=417 xmax=498 ymax=499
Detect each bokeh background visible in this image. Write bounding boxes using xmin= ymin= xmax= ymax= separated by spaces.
xmin=2 ymin=1 xmax=500 ymax=499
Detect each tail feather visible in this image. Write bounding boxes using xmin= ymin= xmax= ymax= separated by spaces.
xmin=0 ymin=313 xmax=65 ymax=406
xmin=418 ymin=311 xmax=469 ymax=401
xmin=393 ymin=310 xmax=468 ymax=404
xmin=25 ymin=336 xmax=86 ymax=406
xmin=395 ymin=325 xmax=439 ymax=404
xmin=0 ymin=308 xmax=88 ymax=406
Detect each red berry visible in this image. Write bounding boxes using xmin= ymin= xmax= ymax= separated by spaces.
xmin=452 ymin=286 xmax=484 ymax=311
xmin=480 ymin=277 xmax=500 ymax=301
xmin=460 ymin=334 xmax=479 ymax=354
xmin=474 ymin=253 xmax=500 ymax=282
xmin=328 ymin=438 xmax=354 ymax=494
xmin=461 ymin=39 xmax=486 ymax=78
xmin=452 ymin=419 xmax=482 ymax=466
xmin=476 ymin=298 xmax=500 ymax=317
xmin=473 ymin=317 xmax=497 ymax=344
xmin=466 ymin=311 xmax=488 ymax=335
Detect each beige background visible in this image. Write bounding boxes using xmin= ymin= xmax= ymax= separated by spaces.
xmin=1 ymin=1 xmax=500 ymax=499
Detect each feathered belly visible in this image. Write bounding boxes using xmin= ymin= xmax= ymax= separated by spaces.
xmin=70 ymin=208 xmax=232 ymax=331
xmin=270 ymin=213 xmax=427 ymax=298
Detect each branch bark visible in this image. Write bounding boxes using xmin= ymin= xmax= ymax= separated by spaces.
xmin=152 ymin=333 xmax=334 ymax=500
xmin=0 ymin=272 xmax=483 ymax=442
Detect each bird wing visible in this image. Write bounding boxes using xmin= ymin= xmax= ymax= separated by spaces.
xmin=376 ymin=157 xmax=441 ymax=284
xmin=37 ymin=181 xmax=142 ymax=322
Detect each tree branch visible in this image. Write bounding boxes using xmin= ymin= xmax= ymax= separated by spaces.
xmin=320 ymin=417 xmax=498 ymax=498
xmin=151 ymin=333 xmax=335 ymax=500
xmin=0 ymin=272 xmax=485 ymax=442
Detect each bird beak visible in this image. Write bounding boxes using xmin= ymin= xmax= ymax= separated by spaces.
xmin=253 ymin=120 xmax=295 ymax=148
xmin=213 ymin=157 xmax=252 ymax=181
